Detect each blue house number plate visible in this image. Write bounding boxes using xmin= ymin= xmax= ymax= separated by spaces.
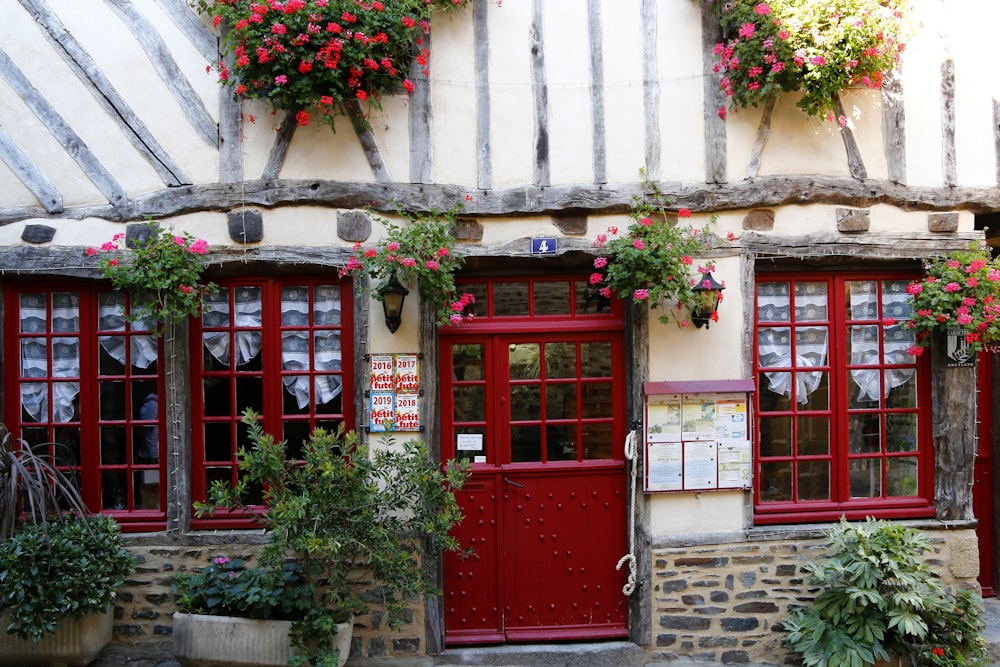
xmin=531 ymin=237 xmax=557 ymax=255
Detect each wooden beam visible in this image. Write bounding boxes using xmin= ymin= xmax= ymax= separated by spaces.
xmin=2 ymin=176 xmax=1000 ymax=225
xmin=0 ymin=123 xmax=63 ymax=213
xmin=16 ymin=0 xmax=190 ymax=186
xmin=587 ymin=0 xmax=606 ymax=185
xmin=882 ymin=69 xmax=906 ymax=184
xmin=473 ymin=0 xmax=492 ymax=190
xmin=833 ymin=94 xmax=867 ymax=180
xmin=742 ymin=230 xmax=978 ymax=259
xmin=641 ymin=0 xmax=660 ymax=181
xmin=701 ymin=4 xmax=727 ymax=184
xmin=103 ymin=0 xmax=218 ymax=147
xmin=930 ymin=330 xmax=976 ymax=521
xmin=529 ymin=0 xmax=550 ymax=187
xmin=994 ymin=97 xmax=1000 ymax=186
xmin=262 ymin=111 xmax=297 ymax=181
xmin=158 ymin=0 xmax=219 ymax=63
xmin=408 ymin=31 xmax=432 ymax=185
xmin=217 ymin=24 xmax=242 ymax=185
xmin=941 ymin=58 xmax=957 ymax=187
xmin=744 ymin=98 xmax=775 ymax=181
xmin=346 ymin=100 xmax=391 ymax=183
xmin=0 ymin=47 xmax=127 ymax=207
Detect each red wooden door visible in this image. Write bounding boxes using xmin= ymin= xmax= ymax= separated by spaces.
xmin=975 ymin=353 xmax=995 ymax=596
xmin=440 ymin=279 xmax=629 ymax=643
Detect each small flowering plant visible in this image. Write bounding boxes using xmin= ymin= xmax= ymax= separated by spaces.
xmin=197 ymin=0 xmax=470 ymax=131
xmin=591 ymin=193 xmax=729 ymax=327
xmin=905 ymin=242 xmax=1000 ymax=354
xmin=87 ymin=223 xmax=217 ymax=333
xmin=339 ymin=204 xmax=475 ymax=327
xmin=710 ymin=0 xmax=907 ymax=120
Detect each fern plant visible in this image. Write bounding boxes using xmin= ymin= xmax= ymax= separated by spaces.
xmin=783 ymin=518 xmax=987 ymax=667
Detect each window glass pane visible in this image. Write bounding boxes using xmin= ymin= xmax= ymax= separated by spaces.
xmin=848 ymin=370 xmax=881 ymax=408
xmin=848 ymin=413 xmax=881 ymax=453
xmin=281 ymin=286 xmax=310 ymax=326
xmin=794 ymin=282 xmax=828 ymax=321
xmin=796 ymin=327 xmax=828 ymax=367
xmin=576 ymin=280 xmax=612 ymax=314
xmin=547 ymin=425 xmax=577 ymax=461
xmin=884 ymin=325 xmax=915 ymax=364
xmin=22 ymin=339 xmax=48 ymax=377
xmin=757 ymin=282 xmax=790 ymax=321
xmin=52 ymin=427 xmax=80 ymax=466
xmin=545 ymin=342 xmax=576 ymax=378
xmin=131 ymin=336 xmax=159 ymax=374
xmin=849 ymin=459 xmax=881 ymax=497
xmin=511 ymin=426 xmax=541 ymax=462
xmin=203 ymin=377 xmax=232 ymax=416
xmin=797 ymin=417 xmax=829 ymax=456
xmin=846 ymin=280 xmax=878 ymax=320
xmin=98 ymin=291 xmax=126 ymax=331
xmin=849 ymin=325 xmax=880 ymax=365
xmin=202 ymin=288 xmax=231 ymax=327
xmin=759 ymin=417 xmax=792 ymax=457
xmin=581 ymin=382 xmax=612 ymax=418
xmin=797 ymin=461 xmax=829 ymax=500
xmin=19 ymin=293 xmax=47 ymax=333
xmin=760 ymin=462 xmax=792 ymax=501
xmin=454 ymin=386 xmax=485 ymax=421
xmin=282 ymin=421 xmax=310 ymax=457
xmin=314 ymin=331 xmax=341 ymax=370
xmin=546 ymin=384 xmax=577 ymax=419
xmin=135 ymin=468 xmax=160 ymax=510
xmin=758 ymin=328 xmax=790 ymax=368
xmin=534 ymin=281 xmax=571 ymax=315
xmin=313 ymin=285 xmax=341 ymax=325
xmin=885 ymin=370 xmax=917 ymax=408
xmin=103 ymin=471 xmax=128 ymax=510
xmin=100 ymin=381 xmax=125 ymax=420
xmin=100 ymin=425 xmax=126 ymax=464
xmin=99 ymin=337 xmax=126 ymax=375
xmin=20 ymin=383 xmax=46 ymax=422
xmin=509 ymin=343 xmax=540 ymax=379
xmin=580 ymin=341 xmax=612 ymax=377
xmin=798 ymin=372 xmax=829 ymax=410
xmin=759 ymin=373 xmax=791 ymax=411
xmin=203 ymin=333 xmax=231 ymax=371
xmin=452 ymin=344 xmax=483 ymax=380
xmin=886 ymin=457 xmax=918 ymax=496
xmin=282 ymin=380 xmax=310 ymax=414
xmin=52 ymin=338 xmax=79 ymax=378
xmin=881 ymin=280 xmax=912 ymax=320
xmin=458 ymin=282 xmax=487 ymax=318
xmin=886 ymin=413 xmax=918 ymax=452
xmin=510 ymin=385 xmax=541 ymax=421
xmin=236 ymin=376 xmax=264 ymax=415
xmin=582 ymin=422 xmax=613 ymax=459
xmin=493 ymin=282 xmax=529 ymax=316
xmin=51 ymin=292 xmax=80 ymax=332
xmin=205 ymin=467 xmax=232 ymax=497
xmin=204 ymin=423 xmax=232 ymax=461
xmin=315 ymin=390 xmax=342 ymax=415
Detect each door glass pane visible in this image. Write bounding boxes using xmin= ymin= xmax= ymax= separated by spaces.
xmin=19 ymin=293 xmax=47 ymax=333
xmin=886 ymin=413 xmax=917 ymax=452
xmin=281 ymin=286 xmax=310 ymax=326
xmin=547 ymin=425 xmax=577 ymax=461
xmin=452 ymin=344 xmax=483 ymax=380
xmin=758 ymin=328 xmax=790 ymax=367
xmin=846 ymin=281 xmax=878 ymax=320
xmin=798 ymin=371 xmax=828 ymax=410
xmin=885 ymin=370 xmax=916 ymax=408
xmin=510 ymin=385 xmax=541 ymax=421
xmin=886 ymin=457 xmax=918 ymax=496
xmin=582 ymin=423 xmax=613 ymax=459
xmin=313 ymin=285 xmax=341 ymax=324
xmin=759 ymin=373 xmax=791 ymax=411
xmin=100 ymin=426 xmax=126 ymax=464
xmin=493 ymin=282 xmax=529 ymax=316
xmin=103 ymin=471 xmax=128 ymax=510
xmin=794 ymin=282 xmax=828 ymax=321
xmin=849 ymin=459 xmax=882 ymax=497
xmin=454 ymin=386 xmax=485 ymax=421
xmin=202 ymin=288 xmax=231 ymax=327
xmin=51 ymin=292 xmax=79 ymax=332
xmin=580 ymin=342 xmax=612 ymax=377
xmin=759 ymin=417 xmax=791 ymax=457
xmin=454 ymin=427 xmax=485 ymax=464
xmin=510 ymin=426 xmax=541 ymax=462
xmin=546 ymin=384 xmax=577 ymax=419
xmin=534 ymin=282 xmax=570 ymax=316
xmin=797 ymin=460 xmax=829 ymax=500
xmin=757 ymin=282 xmax=790 ymax=321
xmin=236 ymin=376 xmax=264 ymax=415
xmin=509 ymin=343 xmax=540 ymax=379
xmin=881 ymin=280 xmax=912 ymax=320
xmin=848 ymin=413 xmax=881 ymax=453
xmin=545 ymin=342 xmax=576 ymax=378
xmin=796 ymin=417 xmax=829 ymax=456
xmin=99 ymin=381 xmax=125 ymax=420
xmin=581 ymin=382 xmax=612 ymax=418
xmin=203 ymin=377 xmax=232 ymax=416
xmin=203 ymin=423 xmax=232 ymax=461
xmin=760 ymin=462 xmax=792 ymax=501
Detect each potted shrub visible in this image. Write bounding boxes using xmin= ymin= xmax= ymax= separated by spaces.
xmin=782 ymin=517 xmax=987 ymax=667
xmin=177 ymin=410 xmax=469 ymax=667
xmin=0 ymin=425 xmax=134 ymax=666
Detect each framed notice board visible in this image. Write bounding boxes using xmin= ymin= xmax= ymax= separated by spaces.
xmin=643 ymin=379 xmax=755 ymax=493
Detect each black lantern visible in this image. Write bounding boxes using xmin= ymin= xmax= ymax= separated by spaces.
xmin=378 ymin=274 xmax=409 ymax=334
xmin=691 ymin=271 xmax=725 ymax=329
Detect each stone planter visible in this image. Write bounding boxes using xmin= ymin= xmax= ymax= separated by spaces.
xmin=0 ymin=607 xmax=113 ymax=667
xmin=172 ymin=612 xmax=353 ymax=667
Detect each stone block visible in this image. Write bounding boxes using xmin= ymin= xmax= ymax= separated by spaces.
xmin=949 ymin=535 xmax=980 ymax=579
xmin=928 ymin=212 xmax=959 ymax=233
xmin=836 ymin=208 xmax=870 ymax=232
xmin=229 ymin=209 xmax=264 ymax=243
xmin=452 ymin=217 xmax=483 ymax=242
xmin=21 ymin=223 xmax=55 ymax=244
xmin=552 ymin=214 xmax=588 ymax=235
xmin=660 ymin=615 xmax=712 ymax=630
xmin=337 ymin=210 xmax=371 ymax=242
xmin=126 ymin=222 xmax=158 ymax=248
xmin=743 ymin=209 xmax=774 ymax=231
xmin=721 ymin=617 xmax=760 ymax=632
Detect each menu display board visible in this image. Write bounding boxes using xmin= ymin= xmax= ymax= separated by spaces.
xmin=368 ymin=354 xmax=421 ymax=432
xmin=643 ymin=380 xmax=754 ymax=493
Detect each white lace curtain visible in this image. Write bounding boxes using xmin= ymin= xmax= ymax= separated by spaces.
xmin=201 ymin=286 xmax=343 ymax=410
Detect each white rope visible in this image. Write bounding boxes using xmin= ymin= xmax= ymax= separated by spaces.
xmin=615 ymin=428 xmax=639 ymax=596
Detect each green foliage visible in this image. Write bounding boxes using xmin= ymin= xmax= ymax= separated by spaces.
xmin=197 ymin=0 xmax=470 ymax=131
xmin=195 ymin=409 xmax=469 ymax=666
xmin=710 ymin=0 xmax=908 ymax=119
xmin=783 ymin=518 xmax=987 ymax=667
xmin=172 ymin=556 xmax=318 ymax=621
xmin=0 ymin=514 xmax=134 ymax=640
xmin=339 ymin=203 xmax=475 ymax=327
xmin=590 ymin=185 xmax=726 ymax=327
xmin=905 ymin=242 xmax=1000 ymax=353
xmin=88 ymin=222 xmax=217 ymax=334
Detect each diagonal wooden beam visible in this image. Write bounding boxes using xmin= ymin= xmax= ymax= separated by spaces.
xmin=103 ymin=0 xmax=218 ymax=147
xmin=0 ymin=47 xmax=127 ymax=207
xmin=346 ymin=100 xmax=391 ymax=183
xmin=262 ymin=111 xmax=297 ymax=181
xmin=158 ymin=0 xmax=219 ymax=63
xmin=0 ymin=123 xmax=62 ymax=212
xmin=17 ymin=0 xmax=190 ymax=186
xmin=833 ymin=94 xmax=867 ymax=180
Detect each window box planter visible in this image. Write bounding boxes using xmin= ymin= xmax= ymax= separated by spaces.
xmin=172 ymin=612 xmax=353 ymax=667
xmin=0 ymin=607 xmax=113 ymax=667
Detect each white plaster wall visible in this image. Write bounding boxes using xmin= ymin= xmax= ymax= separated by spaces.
xmin=601 ymin=0 xmax=646 ymax=184
xmin=657 ymin=0 xmax=707 ymax=183
xmin=486 ymin=1 xmax=534 ymax=187
xmin=901 ymin=0 xmax=948 ymax=187
xmin=430 ymin=8 xmax=478 ymax=188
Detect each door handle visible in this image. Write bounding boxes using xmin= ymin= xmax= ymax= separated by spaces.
xmin=503 ymin=476 xmax=523 ymax=488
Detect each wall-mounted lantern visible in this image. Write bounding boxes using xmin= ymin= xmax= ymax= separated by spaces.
xmin=691 ymin=271 xmax=725 ymax=329
xmin=378 ymin=274 xmax=409 ymax=334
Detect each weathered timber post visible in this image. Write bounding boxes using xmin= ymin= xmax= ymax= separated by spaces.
xmin=930 ymin=331 xmax=976 ymax=520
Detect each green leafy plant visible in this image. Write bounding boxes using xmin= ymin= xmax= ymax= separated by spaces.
xmin=0 ymin=513 xmax=134 ymax=641
xmin=172 ymin=556 xmax=318 ymax=621
xmin=339 ymin=203 xmax=475 ymax=327
xmin=87 ymin=222 xmax=217 ymax=333
xmin=905 ymin=242 xmax=1000 ymax=354
xmin=197 ymin=0 xmax=470 ymax=131
xmin=590 ymin=188 xmax=729 ymax=327
xmin=196 ymin=409 xmax=469 ymax=666
xmin=782 ymin=517 xmax=987 ymax=667
xmin=710 ymin=0 xmax=908 ymax=120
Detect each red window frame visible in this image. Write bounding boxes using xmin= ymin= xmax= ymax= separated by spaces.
xmin=753 ymin=271 xmax=935 ymax=524
xmin=189 ymin=277 xmax=354 ymax=529
xmin=3 ymin=284 xmax=166 ymax=531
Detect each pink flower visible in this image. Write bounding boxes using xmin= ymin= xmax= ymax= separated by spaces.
xmin=403 ymin=79 xmax=415 ymax=94
xmin=738 ymin=22 xmax=755 ymax=39
xmin=274 ymin=74 xmax=287 ymax=85
xmin=957 ymin=313 xmax=973 ymax=325
xmin=85 ymin=247 xmax=98 ymax=256
xmin=678 ymin=208 xmax=692 ymax=218
xmin=599 ymin=287 xmax=611 ymax=298
xmin=633 ymin=288 xmax=649 ymax=300
xmin=967 ymin=277 xmax=979 ymax=288
xmin=189 ymin=239 xmax=209 ymax=255
xmin=450 ymin=313 xmax=462 ymax=325
xmin=718 ymin=105 xmax=727 ymax=120
xmin=425 ymin=260 xmax=439 ymax=271
xmin=213 ymin=556 xmax=231 ymax=565
xmin=594 ymin=256 xmax=608 ymax=269
xmin=401 ymin=257 xmax=416 ymax=268
xmin=386 ymin=241 xmax=400 ymax=252
xmin=989 ymin=269 xmax=1000 ymax=282
xmin=633 ymin=239 xmax=645 ymax=250
xmin=436 ymin=246 xmax=450 ymax=257
xmin=593 ymin=233 xmax=608 ymax=247
xmin=727 ymin=232 xmax=736 ymax=241
xmin=883 ymin=317 xmax=897 ymax=327
xmin=944 ymin=282 xmax=961 ymax=293
xmin=364 ymin=248 xmax=378 ymax=258
xmin=907 ymin=345 xmax=924 ymax=357
xmin=754 ymin=3 xmax=771 ymax=15
xmin=810 ymin=55 xmax=826 ymax=66
xmin=590 ymin=272 xmax=603 ymax=285
xmin=906 ymin=283 xmax=923 ymax=295
xmin=109 ymin=258 xmax=119 ymax=267
xmin=639 ymin=217 xmax=652 ymax=226
xmin=682 ymin=255 xmax=693 ymax=265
